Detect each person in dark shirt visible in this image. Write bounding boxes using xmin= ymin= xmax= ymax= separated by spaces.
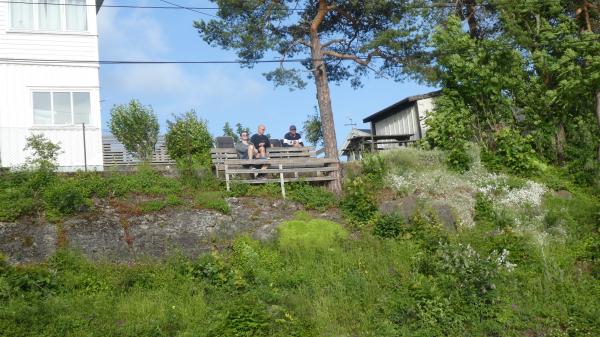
xmin=251 ymin=124 xmax=272 ymax=158
xmin=283 ymin=125 xmax=304 ymax=147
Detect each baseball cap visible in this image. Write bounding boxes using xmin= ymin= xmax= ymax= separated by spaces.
xmin=289 ymin=125 xmax=297 ymax=130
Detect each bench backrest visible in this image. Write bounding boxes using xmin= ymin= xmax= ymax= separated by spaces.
xmin=215 ymin=136 xmax=235 ymax=148
xmin=211 ymin=146 xmax=315 ymax=164
xmin=270 ymin=139 xmax=282 ymax=147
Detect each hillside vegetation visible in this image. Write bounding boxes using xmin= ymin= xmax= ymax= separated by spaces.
xmin=1 ymin=148 xmax=598 ymax=336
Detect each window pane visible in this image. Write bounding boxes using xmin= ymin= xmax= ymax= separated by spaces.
xmin=39 ymin=0 xmax=61 ymax=30
xmin=53 ymin=92 xmax=72 ymax=124
xmin=66 ymin=0 xmax=87 ymax=31
xmin=33 ymin=92 xmax=52 ymax=125
xmin=73 ymin=92 xmax=91 ymax=124
xmin=11 ymin=0 xmax=33 ymax=29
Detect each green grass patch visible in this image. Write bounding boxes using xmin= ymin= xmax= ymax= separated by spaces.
xmin=196 ymin=191 xmax=230 ymax=214
xmin=278 ymin=218 xmax=347 ymax=249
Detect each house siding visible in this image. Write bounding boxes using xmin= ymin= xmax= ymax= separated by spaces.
xmin=0 ymin=1 xmax=103 ymax=170
xmin=0 ymin=1 xmax=99 ymax=62
xmin=416 ymin=97 xmax=436 ymax=138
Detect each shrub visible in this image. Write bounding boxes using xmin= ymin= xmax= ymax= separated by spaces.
xmin=109 ymin=99 xmax=159 ymax=161
xmin=43 ymin=180 xmax=90 ymax=215
xmin=483 ymin=127 xmax=537 ymax=175
xmin=287 ymin=183 xmax=336 ymax=211
xmin=165 ymin=110 xmax=213 ymax=172
xmin=340 ymin=177 xmax=378 ymax=228
xmin=373 ymin=213 xmax=406 ymax=239
xmin=23 ymin=134 xmax=61 ymax=171
xmin=361 ymin=154 xmax=387 ymax=187
xmin=0 ymin=189 xmax=35 ymax=222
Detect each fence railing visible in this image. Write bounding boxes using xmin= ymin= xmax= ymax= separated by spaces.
xmin=102 ymin=135 xmax=175 ymax=167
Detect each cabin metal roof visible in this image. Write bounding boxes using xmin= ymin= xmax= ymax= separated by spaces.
xmin=362 ymin=90 xmax=441 ymax=123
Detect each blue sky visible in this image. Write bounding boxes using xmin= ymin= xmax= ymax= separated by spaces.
xmin=97 ymin=0 xmax=435 ymax=146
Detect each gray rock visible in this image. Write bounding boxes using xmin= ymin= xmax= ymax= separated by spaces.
xmin=554 ymin=190 xmax=572 ymax=200
xmin=0 ymin=197 xmax=307 ymax=264
xmin=431 ymin=202 xmax=456 ymax=232
xmin=379 ymin=195 xmax=419 ymax=220
xmin=0 ymin=222 xmax=56 ymax=264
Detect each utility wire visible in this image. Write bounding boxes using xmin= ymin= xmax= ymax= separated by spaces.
xmin=2 ymin=34 xmax=599 ymax=67
xmin=156 ymin=0 xmax=216 ymax=17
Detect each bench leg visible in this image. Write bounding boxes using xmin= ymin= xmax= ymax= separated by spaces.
xmin=225 ymin=165 xmax=230 ymax=192
xmin=279 ymin=164 xmax=286 ymax=199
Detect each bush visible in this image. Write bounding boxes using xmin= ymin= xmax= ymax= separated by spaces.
xmin=361 ymin=154 xmax=387 ymax=187
xmin=165 ymin=110 xmax=213 ymax=171
xmin=43 ymin=180 xmax=90 ymax=215
xmin=373 ymin=213 xmax=406 ymax=239
xmin=483 ymin=127 xmax=537 ymax=175
xmin=340 ymin=177 xmax=378 ymax=228
xmin=287 ymin=183 xmax=336 ymax=211
xmin=108 ymin=99 xmax=159 ymax=161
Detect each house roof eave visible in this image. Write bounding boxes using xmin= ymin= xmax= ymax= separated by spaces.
xmin=96 ymin=0 xmax=104 ymax=13
xmin=362 ymin=90 xmax=442 ymax=123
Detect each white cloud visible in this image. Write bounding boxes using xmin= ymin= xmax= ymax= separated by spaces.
xmin=98 ymin=5 xmax=268 ymax=119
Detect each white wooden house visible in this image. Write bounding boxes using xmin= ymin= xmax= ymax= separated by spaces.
xmin=340 ymin=91 xmax=440 ymax=161
xmin=0 ymin=0 xmax=104 ymax=170
xmin=363 ymin=91 xmax=440 ymax=144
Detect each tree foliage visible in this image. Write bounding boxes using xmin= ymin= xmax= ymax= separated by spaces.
xmin=223 ymin=122 xmax=239 ymax=142
xmin=302 ymin=112 xmax=323 ymax=147
xmin=423 ymin=2 xmax=600 ymax=183
xmin=165 ymin=111 xmax=213 ymax=170
xmin=194 ymin=0 xmax=429 ymax=193
xmin=109 ymin=100 xmax=159 ymax=161
xmin=24 ymin=134 xmax=62 ymax=172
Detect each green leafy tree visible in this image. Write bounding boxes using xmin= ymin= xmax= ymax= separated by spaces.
xmin=194 ymin=0 xmax=426 ymax=193
xmin=23 ymin=134 xmax=62 ymax=201
xmin=423 ymin=2 xmax=600 ymax=179
xmin=223 ymin=122 xmax=239 ymax=142
xmin=235 ymin=122 xmax=247 ymax=136
xmin=109 ymin=99 xmax=159 ymax=161
xmin=302 ymin=111 xmax=323 ymax=147
xmin=165 ymin=111 xmax=213 ymax=171
xmin=24 ymin=134 xmax=62 ymax=171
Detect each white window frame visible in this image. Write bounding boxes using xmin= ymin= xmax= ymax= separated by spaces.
xmin=8 ymin=0 xmax=89 ymax=33
xmin=31 ymin=89 xmax=94 ymax=127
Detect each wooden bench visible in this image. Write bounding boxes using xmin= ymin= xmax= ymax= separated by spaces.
xmin=210 ymin=146 xmax=337 ymax=198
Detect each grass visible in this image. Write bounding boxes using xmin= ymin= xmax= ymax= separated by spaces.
xmin=1 ymin=148 xmax=599 ymax=336
xmin=2 ymin=207 xmax=598 ymax=336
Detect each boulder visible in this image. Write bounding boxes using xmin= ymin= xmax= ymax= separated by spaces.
xmin=554 ymin=190 xmax=572 ymax=200
xmin=431 ymin=202 xmax=457 ymax=232
xmin=379 ymin=195 xmax=419 ymax=220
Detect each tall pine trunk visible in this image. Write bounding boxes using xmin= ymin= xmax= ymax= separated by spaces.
xmin=310 ymin=2 xmax=342 ymax=194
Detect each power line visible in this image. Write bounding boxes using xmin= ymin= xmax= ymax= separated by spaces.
xmin=2 ymin=34 xmax=599 ymax=67
xmin=0 ymin=57 xmax=322 ymax=65
xmin=156 ymin=0 xmax=216 ymax=17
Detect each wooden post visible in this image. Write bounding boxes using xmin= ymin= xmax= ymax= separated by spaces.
xmin=279 ymin=164 xmax=286 ymax=199
xmin=225 ymin=164 xmax=230 ymax=192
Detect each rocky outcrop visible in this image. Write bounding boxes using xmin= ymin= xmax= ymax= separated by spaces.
xmin=0 ymin=197 xmax=314 ymax=264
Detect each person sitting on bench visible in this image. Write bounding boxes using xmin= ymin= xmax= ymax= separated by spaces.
xmin=234 ymin=130 xmax=257 ymax=159
xmin=283 ymin=125 xmax=304 ymax=147
xmin=251 ymin=124 xmax=272 ymax=158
